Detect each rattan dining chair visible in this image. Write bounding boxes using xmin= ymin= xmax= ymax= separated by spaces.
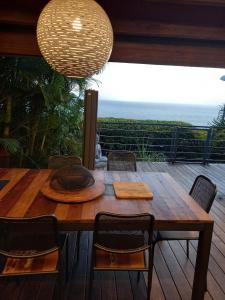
xmin=107 ymin=150 xmax=137 ymax=171
xmin=0 ymin=215 xmax=68 ymax=299
xmin=157 ymin=175 xmax=217 ymax=258
xmin=88 ymin=212 xmax=155 ymax=300
xmin=48 ymin=155 xmax=82 ymax=169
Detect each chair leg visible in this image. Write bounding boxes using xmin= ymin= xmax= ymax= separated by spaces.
xmin=186 ymin=240 xmax=189 ymax=258
xmin=88 ymin=270 xmax=94 ymax=300
xmin=66 ymin=236 xmax=69 ymax=282
xmin=15 ymin=277 xmax=20 ymax=286
xmin=137 ymin=271 xmax=141 ymax=283
xmin=147 ymin=247 xmax=155 ymax=300
xmin=205 ymin=275 xmax=207 ymax=292
xmin=60 ymin=239 xmax=69 ymax=297
xmin=155 ymin=231 xmax=161 ymax=242
xmin=76 ymin=231 xmax=81 ymax=262
xmin=54 ymin=273 xmax=64 ymax=300
xmin=59 ymin=233 xmax=70 ymax=282
xmin=87 ymin=246 xmax=94 ymax=300
xmin=85 ymin=267 xmax=94 ymax=300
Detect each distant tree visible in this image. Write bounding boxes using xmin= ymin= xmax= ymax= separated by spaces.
xmin=211 ymin=104 xmax=225 ymax=127
xmin=210 ymin=104 xmax=225 ymax=161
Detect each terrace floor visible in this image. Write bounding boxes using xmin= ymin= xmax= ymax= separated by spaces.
xmin=1 ymin=162 xmax=225 ymax=300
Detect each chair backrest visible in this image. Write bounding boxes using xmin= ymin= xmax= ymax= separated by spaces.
xmin=48 ymin=155 xmax=82 ymax=169
xmin=0 ymin=215 xmax=59 ymax=258
xmin=189 ymin=175 xmax=217 ymax=213
xmin=107 ymin=151 xmax=137 ymax=171
xmin=93 ymin=212 xmax=155 ymax=253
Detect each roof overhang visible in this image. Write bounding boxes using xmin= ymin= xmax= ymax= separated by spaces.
xmin=1 ymin=0 xmax=225 ymax=67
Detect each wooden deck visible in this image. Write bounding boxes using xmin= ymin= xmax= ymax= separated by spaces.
xmin=1 ymin=163 xmax=225 ymax=300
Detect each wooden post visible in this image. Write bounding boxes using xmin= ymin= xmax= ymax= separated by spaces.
xmin=83 ymin=89 xmax=98 ymax=170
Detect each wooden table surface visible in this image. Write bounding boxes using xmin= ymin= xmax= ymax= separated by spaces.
xmin=0 ymin=168 xmax=214 ymax=300
xmin=0 ymin=168 xmax=212 ymax=231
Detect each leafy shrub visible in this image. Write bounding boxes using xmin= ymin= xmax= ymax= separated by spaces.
xmin=97 ymin=118 xmax=209 ymax=162
xmin=0 ymin=56 xmax=91 ymax=168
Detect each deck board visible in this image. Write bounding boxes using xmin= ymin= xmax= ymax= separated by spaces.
xmin=1 ymin=162 xmax=225 ymax=299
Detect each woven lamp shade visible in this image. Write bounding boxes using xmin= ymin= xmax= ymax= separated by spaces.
xmin=37 ymin=0 xmax=113 ymax=78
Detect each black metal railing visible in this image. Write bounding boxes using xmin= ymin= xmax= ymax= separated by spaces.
xmin=97 ymin=121 xmax=225 ymax=164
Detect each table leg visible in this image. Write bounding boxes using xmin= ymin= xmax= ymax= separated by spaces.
xmin=192 ymin=223 xmax=213 ymax=300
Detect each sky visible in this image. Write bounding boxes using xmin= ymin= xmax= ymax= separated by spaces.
xmin=92 ymin=62 xmax=225 ymax=106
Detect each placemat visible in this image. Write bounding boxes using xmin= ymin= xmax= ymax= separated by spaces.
xmin=113 ymin=182 xmax=153 ymax=199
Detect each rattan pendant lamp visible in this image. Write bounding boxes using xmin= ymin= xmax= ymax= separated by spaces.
xmin=37 ymin=0 xmax=113 ymax=78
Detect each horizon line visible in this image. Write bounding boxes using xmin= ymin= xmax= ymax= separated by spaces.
xmin=98 ymin=99 xmax=221 ymax=107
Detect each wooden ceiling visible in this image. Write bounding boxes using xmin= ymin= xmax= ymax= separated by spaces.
xmin=1 ymin=0 xmax=225 ymax=68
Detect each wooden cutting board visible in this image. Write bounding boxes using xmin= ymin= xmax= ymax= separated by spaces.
xmin=113 ymin=182 xmax=153 ymax=200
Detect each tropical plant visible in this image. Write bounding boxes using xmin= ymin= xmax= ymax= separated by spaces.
xmin=211 ymin=104 xmax=225 ymax=127
xmin=209 ymin=104 xmax=225 ymax=161
xmin=137 ymin=144 xmax=166 ymax=162
xmin=0 ymin=138 xmax=20 ymax=154
xmin=0 ymin=55 xmax=92 ymax=167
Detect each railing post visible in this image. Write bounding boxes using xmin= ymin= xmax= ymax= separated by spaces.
xmin=170 ymin=127 xmax=178 ymax=163
xmin=83 ymin=89 xmax=98 ymax=170
xmin=203 ymin=127 xmax=213 ymax=165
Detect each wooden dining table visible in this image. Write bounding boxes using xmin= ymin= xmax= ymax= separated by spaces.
xmin=0 ymin=168 xmax=213 ymax=300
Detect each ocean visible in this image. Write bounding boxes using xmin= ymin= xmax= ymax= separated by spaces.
xmin=98 ymin=100 xmax=220 ymax=126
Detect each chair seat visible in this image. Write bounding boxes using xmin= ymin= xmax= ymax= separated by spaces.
xmin=94 ymin=249 xmax=146 ymax=270
xmin=2 ymin=250 xmax=59 ymax=275
xmin=95 ymin=232 xmax=145 ymax=251
xmin=159 ymin=231 xmax=199 ymax=240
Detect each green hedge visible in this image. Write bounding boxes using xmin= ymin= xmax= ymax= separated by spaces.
xmin=97 ymin=118 xmax=208 ymax=162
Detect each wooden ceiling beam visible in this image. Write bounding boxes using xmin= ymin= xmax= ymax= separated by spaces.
xmin=2 ymin=19 xmax=225 ymax=42
xmin=1 ymin=0 xmax=225 ymax=68
xmin=2 ymin=1 xmax=225 ymax=27
xmin=113 ymin=20 xmax=225 ymax=42
xmin=0 ymin=9 xmax=37 ymax=26
xmin=0 ymin=30 xmax=41 ymax=56
xmin=149 ymin=0 xmax=225 ymax=7
xmin=1 ymin=0 xmax=46 ymax=11
xmin=98 ymin=0 xmax=225 ymax=27
xmin=111 ymin=39 xmax=225 ymax=68
xmin=1 ymin=26 xmax=225 ymax=69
